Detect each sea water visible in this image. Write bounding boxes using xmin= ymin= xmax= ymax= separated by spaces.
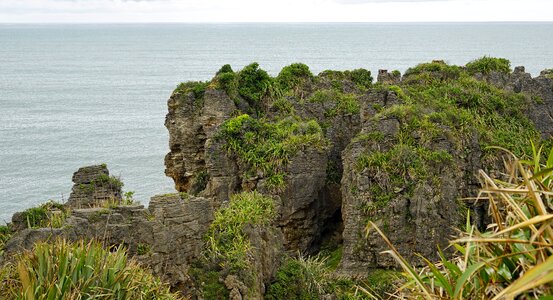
xmin=1 ymin=23 xmax=553 ymax=223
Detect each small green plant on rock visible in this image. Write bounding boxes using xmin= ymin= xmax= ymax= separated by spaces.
xmin=137 ymin=243 xmax=151 ymax=256
xmin=0 ymin=225 xmax=12 ymax=256
xmin=122 ymin=191 xmax=136 ymax=205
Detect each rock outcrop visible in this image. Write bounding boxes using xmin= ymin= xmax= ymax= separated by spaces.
xmin=5 ymin=176 xmax=215 ymax=294
xmin=66 ymin=165 xmax=123 ymax=208
xmin=3 ymin=58 xmax=553 ymax=299
xmin=163 ymin=60 xmax=553 ymax=277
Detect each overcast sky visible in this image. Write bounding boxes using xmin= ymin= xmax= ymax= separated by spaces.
xmin=1 ymin=0 xmax=552 ymax=23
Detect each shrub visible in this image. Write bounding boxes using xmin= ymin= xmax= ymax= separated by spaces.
xmin=265 ymin=256 xmax=330 ymax=300
xmin=0 ymin=239 xmax=183 ymax=299
xmin=20 ymin=200 xmax=69 ymax=229
xmin=368 ymin=144 xmax=553 ymax=299
xmin=0 ymin=225 xmax=12 ymax=255
xmin=308 ymin=90 xmax=360 ymax=116
xmin=175 ymin=81 xmax=209 ymax=102
xmin=216 ymin=64 xmax=234 ymax=75
xmin=217 ymin=72 xmax=237 ymax=94
xmin=349 ymin=68 xmax=373 ymax=89
xmin=237 ymin=62 xmax=274 ymax=104
xmin=404 ymin=61 xmax=462 ymax=81
xmin=277 ymin=63 xmax=314 ymax=92
xmin=95 ymin=173 xmax=124 ymax=189
xmin=205 ymin=191 xmax=277 ymax=271
xmin=465 ymin=56 xmax=511 ymax=75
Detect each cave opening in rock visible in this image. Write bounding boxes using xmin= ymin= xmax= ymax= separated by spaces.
xmin=310 ymin=184 xmax=344 ymax=254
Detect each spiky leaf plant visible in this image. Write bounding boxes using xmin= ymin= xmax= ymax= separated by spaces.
xmin=0 ymin=239 xmax=183 ymax=300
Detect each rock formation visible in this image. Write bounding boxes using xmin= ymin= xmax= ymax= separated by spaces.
xmin=66 ymin=164 xmax=123 ymax=208
xmin=3 ymin=58 xmax=553 ymax=299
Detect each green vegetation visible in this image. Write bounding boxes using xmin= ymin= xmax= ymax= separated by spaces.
xmin=318 ymin=68 xmax=373 ymax=91
xmin=0 ymin=225 xmax=12 ymax=256
xmin=20 ymin=201 xmax=69 ymax=229
xmin=265 ymin=256 xmax=328 ymax=300
xmin=137 ymin=243 xmax=151 ymax=256
xmin=356 ymin=144 xmax=452 ymax=214
xmin=123 ymin=191 xmax=137 ymax=205
xmin=205 ymin=191 xmax=277 ymax=271
xmin=375 ymin=59 xmax=541 ymax=156
xmin=349 ymin=68 xmax=373 ymax=90
xmin=95 ymin=173 xmax=124 ymax=189
xmin=308 ymin=89 xmax=360 ymax=117
xmin=277 ymin=63 xmax=313 ymax=94
xmin=175 ymin=81 xmax=209 ymax=104
xmin=404 ymin=60 xmax=462 ymax=80
xmin=354 ymin=58 xmax=541 ymax=220
xmin=266 ymin=250 xmax=385 ymax=300
xmin=216 ymin=64 xmax=234 ymax=75
xmin=465 ymin=56 xmax=511 ymax=75
xmin=369 ymin=145 xmax=553 ymax=299
xmin=195 ymin=191 xmax=278 ymax=298
xmin=218 ymin=114 xmax=326 ymax=191
xmin=236 ymin=62 xmax=276 ymax=105
xmin=190 ymin=267 xmax=229 ymax=300
xmin=0 ymin=239 xmax=182 ymax=299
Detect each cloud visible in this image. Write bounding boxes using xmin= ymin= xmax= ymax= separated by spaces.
xmin=335 ymin=0 xmax=458 ymax=3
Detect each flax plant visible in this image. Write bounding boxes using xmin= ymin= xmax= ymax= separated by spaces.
xmin=0 ymin=239 xmax=183 ymax=300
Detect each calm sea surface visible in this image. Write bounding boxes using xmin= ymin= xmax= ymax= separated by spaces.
xmin=1 ymin=23 xmax=553 ymax=223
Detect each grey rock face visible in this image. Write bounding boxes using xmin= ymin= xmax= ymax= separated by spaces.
xmin=4 ymin=193 xmax=214 ymax=293
xmin=165 ymin=89 xmax=237 ymax=193
xmin=66 ymin=165 xmax=122 ymax=208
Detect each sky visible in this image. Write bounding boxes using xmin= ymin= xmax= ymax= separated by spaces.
xmin=0 ymin=0 xmax=552 ymax=23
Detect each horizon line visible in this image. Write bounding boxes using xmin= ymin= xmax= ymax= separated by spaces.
xmin=1 ymin=21 xmax=553 ymax=25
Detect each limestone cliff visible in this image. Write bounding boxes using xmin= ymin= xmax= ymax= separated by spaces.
xmin=3 ymin=58 xmax=553 ymax=299
xmin=164 ymin=60 xmax=553 ymax=277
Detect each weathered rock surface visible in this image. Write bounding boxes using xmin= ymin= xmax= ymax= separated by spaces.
xmin=5 ymin=193 xmax=214 ymax=293
xmin=66 ymin=165 xmax=122 ymax=208
xmin=4 ymin=61 xmax=553 ymax=299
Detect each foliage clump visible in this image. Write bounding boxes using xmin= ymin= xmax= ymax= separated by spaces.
xmin=175 ymin=81 xmax=209 ymax=103
xmin=403 ymin=61 xmax=462 ymax=81
xmin=266 ymin=250 xmax=381 ymax=300
xmin=218 ymin=114 xmax=326 ymax=190
xmin=20 ymin=200 xmax=69 ymax=229
xmin=355 ymin=59 xmax=540 ymax=217
xmin=318 ymin=69 xmax=373 ymax=91
xmin=277 ymin=63 xmax=314 ymax=93
xmin=0 ymin=239 xmax=183 ymax=299
xmin=95 ymin=173 xmax=124 ymax=190
xmin=205 ymin=191 xmax=277 ymax=271
xmin=0 ymin=225 xmax=12 ymax=256
xmin=465 ymin=56 xmax=511 ymax=75
xmin=236 ymin=62 xmax=275 ymax=105
xmin=349 ymin=68 xmax=373 ymax=90
xmin=308 ymin=90 xmax=360 ymax=116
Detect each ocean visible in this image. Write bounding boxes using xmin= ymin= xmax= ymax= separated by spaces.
xmin=1 ymin=23 xmax=553 ymax=223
